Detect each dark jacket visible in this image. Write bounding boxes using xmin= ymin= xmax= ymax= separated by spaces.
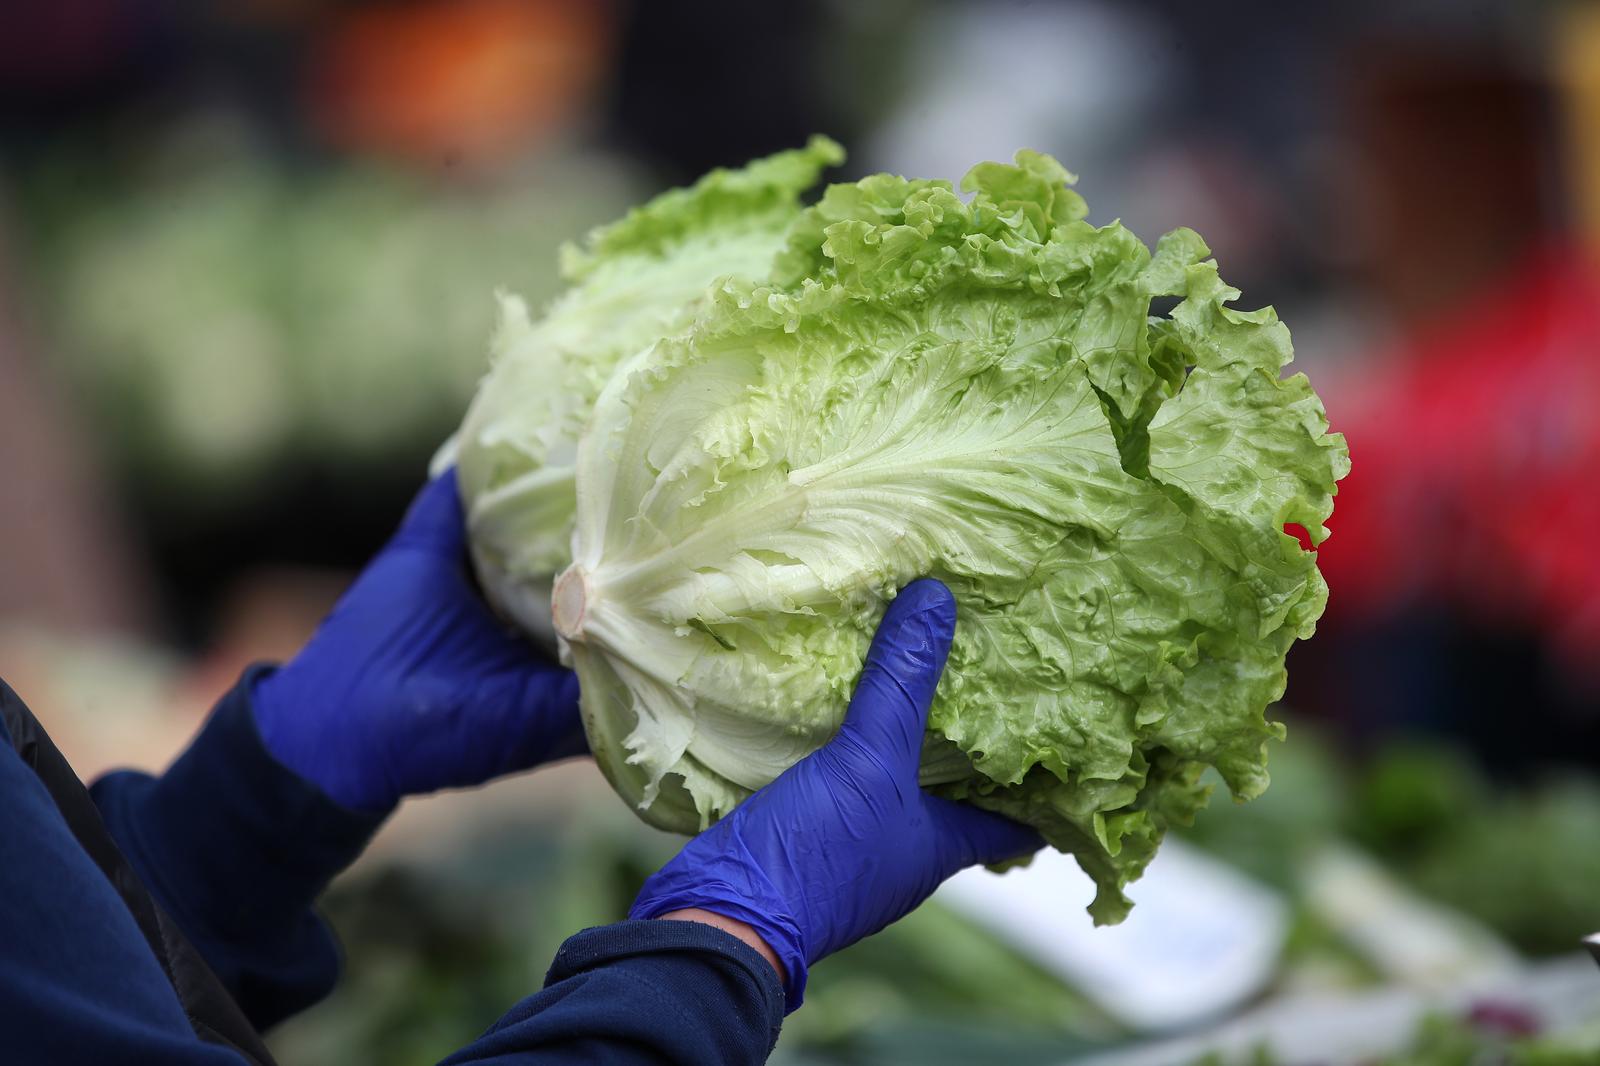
xmin=0 ymin=673 xmax=783 ymax=1065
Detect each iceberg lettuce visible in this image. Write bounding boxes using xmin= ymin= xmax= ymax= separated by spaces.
xmin=548 ymin=151 xmax=1348 ymax=922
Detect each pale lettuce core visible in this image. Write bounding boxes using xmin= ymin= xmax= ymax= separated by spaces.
xmin=450 ymin=137 xmax=844 ymax=643
xmin=461 ymin=147 xmax=1349 ymax=922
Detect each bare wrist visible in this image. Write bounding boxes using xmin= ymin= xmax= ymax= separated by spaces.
xmin=657 ymin=908 xmax=785 ymax=985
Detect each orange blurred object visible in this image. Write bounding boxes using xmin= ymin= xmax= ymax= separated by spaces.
xmin=305 ymin=0 xmax=613 ymax=168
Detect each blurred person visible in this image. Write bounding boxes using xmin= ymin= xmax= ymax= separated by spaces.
xmin=1293 ymin=42 xmax=1600 ymax=764
xmin=0 ymin=470 xmax=1037 ymax=1065
xmin=1307 ymin=243 xmax=1600 ymax=761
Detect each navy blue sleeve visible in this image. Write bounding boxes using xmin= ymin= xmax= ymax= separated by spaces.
xmin=443 ymin=920 xmax=785 ymax=1066
xmin=90 ymin=667 xmax=386 ymax=1031
xmin=4 ymin=672 xmax=781 ymax=1064
xmin=0 ymin=707 xmax=245 ymax=1064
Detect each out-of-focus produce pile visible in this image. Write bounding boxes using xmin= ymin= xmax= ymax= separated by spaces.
xmin=1192 ymin=1013 xmax=1600 ymax=1066
xmin=1185 ymin=733 xmax=1600 ymax=963
xmin=18 ymin=138 xmax=640 ymax=497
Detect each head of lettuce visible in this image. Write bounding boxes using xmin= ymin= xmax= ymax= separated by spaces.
xmin=450 ymin=145 xmax=1349 ymax=924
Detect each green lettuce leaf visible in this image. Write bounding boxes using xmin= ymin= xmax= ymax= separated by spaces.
xmin=449 ymin=137 xmax=843 ymax=643
xmin=555 ymin=150 xmax=1347 ymax=922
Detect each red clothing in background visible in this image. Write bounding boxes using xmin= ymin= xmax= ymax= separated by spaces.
xmin=1318 ymin=247 xmax=1600 ymax=679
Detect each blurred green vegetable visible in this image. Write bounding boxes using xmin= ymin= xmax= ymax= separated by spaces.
xmin=1353 ymin=748 xmax=1600 ymax=957
xmin=1184 ymin=730 xmax=1600 ymax=958
xmin=24 ymin=138 xmax=641 ymax=498
xmin=1193 ymin=1011 xmax=1600 ymax=1066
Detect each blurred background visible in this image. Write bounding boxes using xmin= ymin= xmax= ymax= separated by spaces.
xmin=3 ymin=1 xmax=1600 ymax=1063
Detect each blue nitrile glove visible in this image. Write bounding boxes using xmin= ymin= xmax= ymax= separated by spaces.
xmin=250 ymin=469 xmax=584 ymax=814
xmin=629 ymin=578 xmax=1041 ymax=1009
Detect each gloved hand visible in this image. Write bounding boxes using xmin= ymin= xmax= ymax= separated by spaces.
xmin=250 ymin=469 xmax=584 ymax=814
xmin=630 ymin=578 xmax=1040 ymax=1009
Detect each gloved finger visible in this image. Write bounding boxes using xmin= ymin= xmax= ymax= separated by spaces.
xmin=927 ymin=794 xmax=1044 ymax=869
xmin=840 ymin=579 xmax=956 ymax=776
xmin=390 ymin=467 xmax=468 ymax=559
xmin=529 ymin=668 xmax=589 ymax=761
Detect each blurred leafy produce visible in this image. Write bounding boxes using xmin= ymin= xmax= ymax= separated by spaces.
xmin=19 ymin=137 xmax=641 ymax=500
xmin=1194 ymin=1009 xmax=1600 ymax=1065
xmin=1183 ymin=730 xmax=1600 ymax=957
xmin=1352 ymin=748 xmax=1600 ymax=957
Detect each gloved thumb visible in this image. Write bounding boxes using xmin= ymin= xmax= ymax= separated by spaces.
xmin=839 ymin=579 xmax=957 ymax=775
